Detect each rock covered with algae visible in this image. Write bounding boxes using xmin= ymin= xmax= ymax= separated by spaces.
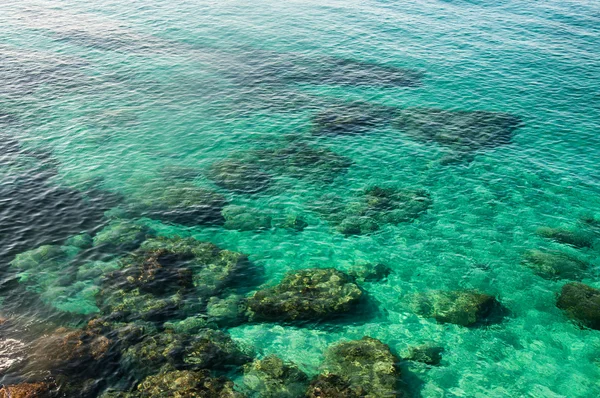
xmin=535 ymin=226 xmax=594 ymax=249
xmin=0 ymin=382 xmax=55 ymax=398
xmin=138 ymin=369 xmax=243 ymax=398
xmin=245 ymin=268 xmax=363 ymax=321
xmin=207 ymin=159 xmax=272 ymax=194
xmin=241 ymin=355 xmax=308 ymax=398
xmin=98 ymin=236 xmax=249 ymax=321
xmin=411 ymin=290 xmax=503 ymax=327
xmin=557 ymin=282 xmax=600 ymax=330
xmin=393 ymin=108 xmax=522 ymax=153
xmin=522 ymin=249 xmax=590 ymax=280
xmin=307 ymin=337 xmax=402 ymax=397
xmin=222 ymin=205 xmax=272 ymax=231
xmin=105 ymin=369 xmax=244 ymax=398
xmin=310 ymin=186 xmax=432 ymax=236
xmin=121 ymin=329 xmax=251 ymax=379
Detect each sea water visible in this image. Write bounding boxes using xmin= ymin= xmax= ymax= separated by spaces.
xmin=1 ymin=0 xmax=600 ymax=396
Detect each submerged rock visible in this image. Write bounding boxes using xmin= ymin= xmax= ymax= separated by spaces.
xmin=310 ymin=187 xmax=432 ymax=236
xmin=557 ymin=282 xmax=600 ymax=330
xmin=99 ymin=237 xmax=249 ymax=321
xmin=93 ymin=220 xmax=153 ymax=253
xmin=222 ymin=205 xmax=272 ymax=231
xmin=394 ymin=108 xmax=522 ymax=153
xmin=65 ymin=233 xmax=94 ymax=249
xmin=207 ymin=160 xmax=271 ymax=194
xmin=122 ymin=329 xmax=250 ymax=379
xmin=308 ymin=337 xmax=401 ymax=397
xmin=242 ymin=355 xmax=308 ymax=398
xmin=522 ymin=249 xmax=589 ymax=280
xmin=22 ymin=326 xmax=113 ymax=378
xmin=140 ymin=185 xmax=227 ymax=226
xmin=136 ymin=369 xmax=244 ymax=398
xmin=535 ymin=227 xmax=594 ymax=249
xmin=0 ymin=382 xmax=55 ymax=398
xmin=312 ymin=102 xmax=391 ymax=136
xmin=306 ymin=374 xmax=364 ymax=398
xmin=245 ymin=268 xmax=363 ymax=321
xmin=256 ymin=141 xmax=352 ymax=183
xmin=336 ymin=216 xmax=380 ymax=236
xmin=405 ymin=345 xmax=444 ymax=366
xmin=275 ymin=214 xmax=309 ymax=232
xmin=411 ymin=290 xmax=503 ymax=327
xmin=207 ymin=294 xmax=246 ymax=326
xmin=347 ymin=263 xmax=392 ymax=283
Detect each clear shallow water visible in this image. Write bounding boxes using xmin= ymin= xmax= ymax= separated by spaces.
xmin=1 ymin=0 xmax=600 ymax=396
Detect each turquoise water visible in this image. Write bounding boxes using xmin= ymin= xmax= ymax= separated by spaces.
xmin=1 ymin=0 xmax=600 ymax=396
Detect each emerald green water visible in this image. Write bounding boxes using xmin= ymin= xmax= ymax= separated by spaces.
xmin=1 ymin=0 xmax=600 ymax=396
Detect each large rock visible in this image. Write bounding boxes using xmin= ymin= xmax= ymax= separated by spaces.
xmin=411 ymin=290 xmax=503 ymax=327
xmin=245 ymin=268 xmax=363 ymax=321
xmin=98 ymin=237 xmax=249 ymax=321
xmin=556 ymin=282 xmax=600 ymax=330
xmin=307 ymin=337 xmax=401 ymax=397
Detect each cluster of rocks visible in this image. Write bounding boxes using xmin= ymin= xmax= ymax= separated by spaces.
xmin=514 ymin=216 xmax=600 ymax=330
